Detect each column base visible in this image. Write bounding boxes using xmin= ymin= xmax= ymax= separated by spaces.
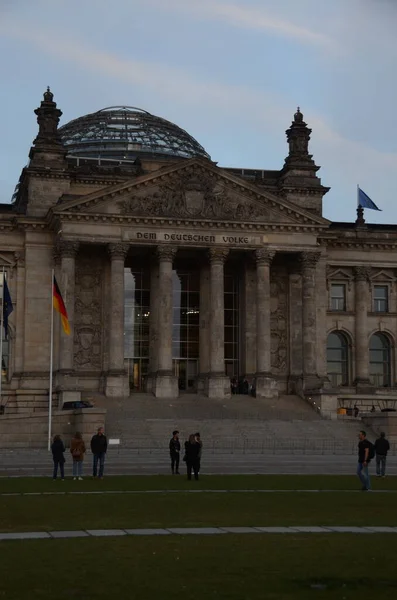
xmin=144 ymin=373 xmax=156 ymax=394
xmin=152 ymin=372 xmax=179 ymax=398
xmin=206 ymin=373 xmax=231 ymax=399
xmin=255 ymin=373 xmax=278 ymax=400
xmin=354 ymin=378 xmax=375 ymax=393
xmin=105 ymin=371 xmax=129 ymax=398
xmin=196 ymin=373 xmax=208 ymax=394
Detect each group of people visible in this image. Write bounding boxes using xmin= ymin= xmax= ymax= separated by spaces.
xmin=169 ymin=430 xmax=202 ymax=480
xmin=51 ymin=427 xmax=108 ymax=480
xmin=357 ymin=430 xmax=390 ymax=491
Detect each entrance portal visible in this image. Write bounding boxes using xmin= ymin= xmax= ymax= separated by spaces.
xmin=173 ymin=359 xmax=198 ymax=391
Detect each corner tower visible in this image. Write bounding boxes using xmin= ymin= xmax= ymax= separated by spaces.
xmin=279 ymin=108 xmax=329 ymax=216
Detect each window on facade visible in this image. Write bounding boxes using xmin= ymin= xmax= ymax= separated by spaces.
xmin=224 ymin=272 xmax=239 ymax=379
xmin=330 ymin=284 xmax=346 ymax=311
xmin=326 ymin=331 xmax=348 ymax=386
xmin=373 ymin=286 xmax=388 ymax=313
xmin=369 ymin=333 xmax=391 ymax=387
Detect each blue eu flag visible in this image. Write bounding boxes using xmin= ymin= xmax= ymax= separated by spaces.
xmin=2 ymin=278 xmax=13 ymax=339
xmin=358 ymin=186 xmax=381 ymax=211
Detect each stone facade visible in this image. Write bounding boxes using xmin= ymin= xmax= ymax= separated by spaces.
xmin=1 ymin=92 xmax=397 ymax=418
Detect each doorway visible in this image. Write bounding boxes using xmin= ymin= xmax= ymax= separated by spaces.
xmin=173 ymin=359 xmax=198 ymax=391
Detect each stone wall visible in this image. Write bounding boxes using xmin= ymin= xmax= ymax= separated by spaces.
xmin=73 ymin=248 xmax=105 ymax=388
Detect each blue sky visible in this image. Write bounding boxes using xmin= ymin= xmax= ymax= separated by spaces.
xmin=0 ymin=0 xmax=396 ymax=223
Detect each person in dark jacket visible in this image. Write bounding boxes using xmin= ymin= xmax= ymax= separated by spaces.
xmin=169 ymin=430 xmax=181 ymax=475
xmin=90 ymin=427 xmax=107 ymax=478
xmin=195 ymin=432 xmax=203 ymax=473
xmin=184 ymin=433 xmax=201 ymax=481
xmin=375 ymin=432 xmax=390 ymax=478
xmin=51 ymin=434 xmax=65 ymax=480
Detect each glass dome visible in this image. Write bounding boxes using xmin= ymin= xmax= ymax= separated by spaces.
xmin=59 ymin=106 xmax=210 ymax=161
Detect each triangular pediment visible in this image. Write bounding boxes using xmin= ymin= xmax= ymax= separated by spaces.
xmin=370 ymin=269 xmax=396 ymax=282
xmin=53 ymin=158 xmax=329 ymax=227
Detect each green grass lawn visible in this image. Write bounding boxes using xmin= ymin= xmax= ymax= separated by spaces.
xmin=0 ymin=475 xmax=396 ymax=532
xmin=2 ymin=535 xmax=397 ymax=599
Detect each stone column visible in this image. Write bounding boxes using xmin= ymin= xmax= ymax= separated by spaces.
xmin=58 ymin=241 xmax=79 ymax=373
xmin=206 ymin=248 xmax=230 ymax=398
xmin=197 ymin=262 xmax=210 ymax=393
xmin=152 ymin=246 xmax=178 ymax=398
xmin=146 ymin=260 xmax=159 ymax=393
xmin=300 ymin=251 xmax=321 ymax=391
xmin=255 ymin=248 xmax=278 ymax=399
xmin=354 ymin=266 xmax=371 ymax=388
xmin=13 ymin=252 xmax=26 ymax=377
xmin=287 ymin=260 xmax=302 ymax=393
xmin=105 ymin=242 xmax=129 ymax=398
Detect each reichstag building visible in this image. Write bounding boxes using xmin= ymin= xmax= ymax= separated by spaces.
xmin=1 ymin=89 xmax=396 ymax=416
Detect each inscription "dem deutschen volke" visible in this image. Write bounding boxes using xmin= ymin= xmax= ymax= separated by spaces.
xmin=135 ymin=232 xmax=251 ymax=244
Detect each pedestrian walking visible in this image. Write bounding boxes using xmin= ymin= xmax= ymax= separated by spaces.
xmin=375 ymin=432 xmax=390 ymax=478
xmin=357 ymin=430 xmax=374 ymax=491
xmin=70 ymin=431 xmax=86 ymax=480
xmin=184 ymin=433 xmax=201 ymax=481
xmin=90 ymin=426 xmax=107 ymax=479
xmin=51 ymin=434 xmax=65 ymax=481
xmin=169 ymin=430 xmax=181 ymax=475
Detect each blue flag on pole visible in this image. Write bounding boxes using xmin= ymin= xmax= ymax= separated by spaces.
xmin=358 ymin=186 xmax=381 ymax=211
xmin=2 ymin=278 xmax=13 ymax=339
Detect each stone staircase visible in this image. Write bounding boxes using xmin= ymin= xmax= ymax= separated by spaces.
xmin=89 ymin=393 xmax=368 ymax=454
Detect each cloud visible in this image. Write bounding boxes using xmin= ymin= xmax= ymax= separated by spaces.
xmin=1 ymin=15 xmax=397 ymax=210
xmin=144 ymin=0 xmax=336 ymax=51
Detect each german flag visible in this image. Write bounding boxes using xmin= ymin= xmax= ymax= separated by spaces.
xmin=53 ymin=276 xmax=70 ymax=335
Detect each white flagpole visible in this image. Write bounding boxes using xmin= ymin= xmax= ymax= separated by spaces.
xmin=48 ymin=268 xmax=54 ymax=451
xmin=0 ymin=267 xmax=4 ymax=406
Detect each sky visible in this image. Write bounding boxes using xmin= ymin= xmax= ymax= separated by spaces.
xmin=0 ymin=0 xmax=396 ymax=223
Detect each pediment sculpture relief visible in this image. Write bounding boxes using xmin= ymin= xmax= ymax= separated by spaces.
xmin=117 ymin=174 xmax=275 ymax=221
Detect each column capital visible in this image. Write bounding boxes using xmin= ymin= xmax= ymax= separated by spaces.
xmin=208 ymin=247 xmax=229 ymax=264
xmin=108 ymin=243 xmax=129 ymax=260
xmin=57 ymin=240 xmax=80 ymax=259
xmin=299 ymin=251 xmax=321 ymax=271
xmin=254 ymin=248 xmax=275 ymax=265
xmin=353 ymin=266 xmax=371 ymax=281
xmin=157 ymin=245 xmax=177 ymax=262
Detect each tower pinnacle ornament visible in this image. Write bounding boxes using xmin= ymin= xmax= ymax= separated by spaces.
xmin=32 ymin=87 xmax=64 ymax=150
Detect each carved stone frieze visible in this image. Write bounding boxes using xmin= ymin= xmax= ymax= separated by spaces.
xmin=254 ymin=248 xmax=276 ymax=265
xmin=208 ymin=248 xmax=229 ymax=264
xmin=73 ymin=257 xmax=103 ymax=370
xmin=270 ymin=269 xmax=288 ymax=374
xmin=108 ymin=243 xmax=129 ymax=260
xmin=117 ymin=172 xmax=273 ymax=222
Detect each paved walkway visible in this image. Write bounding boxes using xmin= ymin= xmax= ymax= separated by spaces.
xmin=1 ymin=488 xmax=397 ymax=496
xmin=1 ymin=526 xmax=397 ymax=541
xmin=1 ymin=452 xmax=397 ymax=476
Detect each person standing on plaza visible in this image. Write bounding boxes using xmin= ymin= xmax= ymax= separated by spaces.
xmin=374 ymin=432 xmax=390 ymax=478
xmin=357 ymin=430 xmax=373 ymax=491
xmin=195 ymin=432 xmax=203 ymax=473
xmin=90 ymin=426 xmax=107 ymax=479
xmin=169 ymin=430 xmax=181 ymax=475
xmin=51 ymin=434 xmax=65 ymax=481
xmin=70 ymin=431 xmax=86 ymax=480
xmin=184 ymin=433 xmax=201 ymax=481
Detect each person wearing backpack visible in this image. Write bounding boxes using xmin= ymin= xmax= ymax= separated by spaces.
xmin=374 ymin=432 xmax=390 ymax=478
xmin=357 ymin=430 xmax=374 ymax=491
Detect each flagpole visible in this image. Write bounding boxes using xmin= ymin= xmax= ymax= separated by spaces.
xmin=48 ymin=268 xmax=54 ymax=452
xmin=357 ymin=184 xmax=360 ymax=207
xmin=0 ymin=267 xmax=4 ymax=406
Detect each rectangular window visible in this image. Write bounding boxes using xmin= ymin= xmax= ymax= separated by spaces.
xmin=330 ymin=284 xmax=346 ymax=311
xmin=374 ymin=286 xmax=388 ymax=312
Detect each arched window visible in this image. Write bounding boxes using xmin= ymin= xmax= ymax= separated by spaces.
xmin=369 ymin=333 xmax=391 ymax=387
xmin=327 ymin=331 xmax=349 ymax=386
